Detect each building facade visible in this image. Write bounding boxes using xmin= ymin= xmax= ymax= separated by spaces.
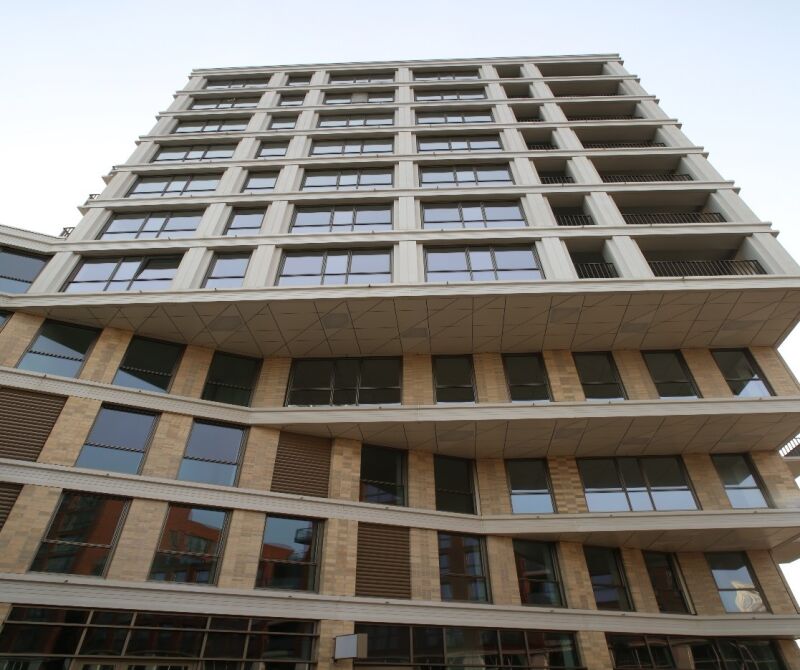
xmin=0 ymin=53 xmax=799 ymax=669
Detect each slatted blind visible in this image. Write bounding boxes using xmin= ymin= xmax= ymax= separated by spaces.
xmin=270 ymin=431 xmax=332 ymax=497
xmin=0 ymin=387 xmax=67 ymax=461
xmin=0 ymin=482 xmax=23 ymax=531
xmin=356 ymin=522 xmax=411 ymax=599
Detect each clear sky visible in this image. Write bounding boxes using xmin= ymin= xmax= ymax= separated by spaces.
xmin=2 ymin=0 xmax=800 ymax=599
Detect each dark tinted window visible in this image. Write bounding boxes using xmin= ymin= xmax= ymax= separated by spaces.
xmin=583 ymin=546 xmax=632 ymax=611
xmin=506 ymin=459 xmax=554 ymax=513
xmin=438 ymin=533 xmax=488 ymax=602
xmin=31 ymin=492 xmax=128 ymax=576
xmin=112 ymin=336 xmax=184 ymax=392
xmin=420 ymin=165 xmax=512 ymax=186
xmin=433 ymin=355 xmax=475 ymax=403
xmin=711 ymin=349 xmax=773 ymax=397
xmin=712 ymin=454 xmax=769 ymax=509
xmin=418 ymin=135 xmax=498 ymax=151
xmin=513 ymin=540 xmax=563 ymax=606
xmin=202 ymin=253 xmax=250 ymax=288
xmin=100 ymin=211 xmax=202 ymax=240
xmin=503 ymin=353 xmax=551 ymax=402
xmin=177 ymin=421 xmax=246 ymax=486
xmin=17 ymin=320 xmax=99 ymax=378
xmin=278 ymin=249 xmax=392 ymax=286
xmin=0 ymin=247 xmax=48 ymax=293
xmin=426 ymin=247 xmax=542 ymax=282
xmin=202 ymin=351 xmax=260 ymax=406
xmin=360 ymin=444 xmax=406 ymax=505
xmin=75 ymin=406 xmax=157 ymax=474
xmin=256 ymin=515 xmax=320 ymax=591
xmin=64 ymin=256 xmax=180 ymax=292
xmin=706 ymin=552 xmax=767 ymax=613
xmin=422 ymin=201 xmax=526 ymax=230
xmin=301 ymin=169 xmax=393 ymax=190
xmin=0 ymin=310 xmax=9 ymax=328
xmin=417 ymin=110 xmax=493 ymax=124
xmin=434 ymin=455 xmax=475 ymax=514
xmin=287 ymin=357 xmax=402 ymax=406
xmin=573 ymin=352 xmax=626 ymax=400
xmin=292 ymin=205 xmax=392 ymax=233
xmin=642 ymin=350 xmax=699 ymax=399
xmin=643 ymin=551 xmax=691 ymax=614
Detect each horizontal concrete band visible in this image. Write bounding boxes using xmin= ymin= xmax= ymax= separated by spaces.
xmin=0 ymin=573 xmax=796 ymax=637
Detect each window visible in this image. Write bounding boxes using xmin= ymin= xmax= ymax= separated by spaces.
xmin=506 ymin=459 xmax=555 ymax=513
xmin=278 ymin=249 xmax=392 ymax=286
xmin=425 ymin=246 xmax=542 ymax=282
xmin=99 ymin=211 xmax=202 ymax=240
xmin=205 ymin=78 xmax=269 ymax=89
xmin=0 ymin=310 xmax=8 ymax=328
xmin=642 ymin=551 xmax=691 ymax=614
xmin=174 ymin=119 xmax=248 ymax=133
xmin=269 ymin=116 xmax=297 ymax=129
xmin=712 ymin=454 xmax=770 ymax=508
xmin=63 ymin=256 xmax=180 ymax=292
xmin=324 ymin=91 xmax=394 ymax=104
xmin=292 ymin=205 xmax=392 ymax=233
xmin=420 ymin=165 xmax=512 ymax=186
xmin=360 ymin=444 xmax=406 ymax=505
xmin=706 ymin=552 xmax=768 ymax=613
xmin=318 ymin=114 xmax=394 ymax=127
xmin=258 ymin=141 xmax=289 ymax=157
xmin=202 ymin=351 xmax=260 ymax=406
xmin=415 ymin=89 xmax=485 ymax=101
xmin=113 ymin=336 xmax=184 ymax=393
xmin=577 ymin=457 xmax=698 ymax=512
xmin=434 ymin=455 xmax=475 ymax=513
xmin=583 ymin=546 xmax=632 ymax=611
xmin=0 ymin=247 xmax=48 ymax=293
xmin=503 ymin=353 xmax=552 ymax=402
xmin=642 ymin=350 xmax=700 ymax=399
xmin=417 ymin=110 xmax=493 ymax=124
xmin=302 ymin=168 xmax=392 ymax=190
xmin=432 ymin=355 xmax=476 ymax=404
xmin=17 ymin=320 xmax=98 ymax=378
xmin=177 ymin=420 xmax=246 ymax=486
xmin=711 ymin=349 xmax=773 ymax=397
xmin=310 ymin=138 xmax=393 ymax=155
xmin=279 ymin=94 xmax=305 ymax=106
xmin=202 ymin=252 xmax=250 ymax=288
xmin=287 ymin=74 xmax=312 ymax=86
xmin=256 ymin=515 xmax=320 ymax=591
xmin=418 ymin=135 xmax=500 ymax=152
xmin=127 ymin=174 xmax=220 ymax=197
xmin=149 ymin=505 xmax=228 ymax=584
xmin=191 ymin=96 xmax=259 ymax=109
xmin=287 ymin=357 xmax=402 ymax=405
xmin=330 ymin=72 xmax=394 ymax=84
xmin=573 ymin=352 xmax=626 ymax=400
xmin=75 ymin=406 xmax=158 ymax=474
xmin=513 ymin=540 xmax=563 ymax=606
xmin=30 ymin=492 xmax=128 ymax=576
xmin=242 ymin=172 xmax=278 ymax=192
xmin=225 ymin=208 xmax=266 ymax=236
xmin=154 ymin=144 xmax=235 ymax=161
xmin=415 ymin=70 xmax=480 ymax=81
xmin=422 ymin=201 xmax=525 ymax=229
xmin=438 ymin=532 xmax=488 ymax=601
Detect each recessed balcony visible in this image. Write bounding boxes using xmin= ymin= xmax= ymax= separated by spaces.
xmin=592 ymin=155 xmax=695 ymax=183
xmin=639 ymin=235 xmax=768 ymax=278
xmin=547 ymin=79 xmax=622 ymax=98
xmin=572 ymin=125 xmax=669 ymax=150
xmin=610 ymin=190 xmax=728 ymax=225
xmin=537 ymin=61 xmax=607 ymax=77
xmin=559 ymin=99 xmax=640 ymax=121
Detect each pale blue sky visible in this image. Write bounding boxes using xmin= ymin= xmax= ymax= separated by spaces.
xmin=2 ymin=0 xmax=800 ymax=597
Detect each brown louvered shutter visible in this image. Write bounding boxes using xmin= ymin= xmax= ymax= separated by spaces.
xmin=0 ymin=387 xmax=67 ymax=461
xmin=270 ymin=432 xmax=331 ymax=497
xmin=356 ymin=522 xmax=411 ymax=599
xmin=0 ymin=482 xmax=23 ymax=531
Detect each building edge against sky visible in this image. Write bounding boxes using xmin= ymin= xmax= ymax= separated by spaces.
xmin=0 ymin=53 xmax=799 ymax=668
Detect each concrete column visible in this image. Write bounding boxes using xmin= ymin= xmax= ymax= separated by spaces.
xmin=309 ymin=70 xmax=325 ymax=86
xmin=512 ymin=156 xmax=538 ymax=186
xmin=541 ymin=102 xmax=567 ymax=122
xmin=637 ymin=99 xmax=670 ymax=120
xmin=619 ymin=79 xmax=649 ymax=96
xmin=233 ymin=137 xmax=259 ymax=161
xmin=501 ymin=127 xmax=527 ymax=152
xmin=681 ymin=154 xmax=725 ymax=181
xmin=304 ymin=89 xmax=323 ymax=106
xmin=709 ymin=189 xmax=761 ymax=222
xmin=493 ymin=103 xmax=516 ymax=124
xmin=585 ymin=191 xmax=626 ymax=227
xmin=172 ymin=247 xmax=213 ymax=289
xmin=656 ymin=124 xmax=693 ymax=148
xmin=568 ymin=156 xmax=602 ymax=184
xmin=101 ymin=171 xmax=136 ymax=199
xmin=243 ymin=245 xmax=277 ymax=288
xmin=523 ymin=193 xmax=559 ymax=227
xmin=603 ymin=61 xmax=630 ymax=76
xmin=531 ymin=80 xmax=553 ymax=98
xmin=536 ymin=237 xmax=578 ymax=280
xmin=397 ymin=196 xmax=417 ymax=230
xmin=67 ymin=208 xmax=108 ymax=242
xmin=604 ymin=236 xmax=653 ymax=279
xmin=396 ymin=241 xmax=420 ymax=283
xmin=28 ymin=251 xmax=79 ymax=293
xmin=147 ymin=116 xmax=174 ymax=136
xmin=285 ymin=135 xmax=307 ymax=159
xmin=397 ymin=160 xmax=415 ymax=189
xmin=295 ymin=109 xmax=314 ymax=131
xmin=553 ymin=127 xmax=582 ymax=150
xmin=185 ymin=75 xmax=205 ymax=91
xmin=125 ymin=140 xmax=157 ymax=165
xmin=486 ymin=82 xmax=505 ymax=100
xmin=196 ymin=203 xmax=230 ymax=237
xmin=275 ymin=164 xmax=300 ymax=192
xmin=264 ymin=200 xmax=289 ymax=234
xmin=396 ymin=130 xmax=415 ymax=155
xmin=480 ymin=64 xmax=498 ymax=80
xmin=397 ymin=106 xmax=414 ymax=127
xmin=520 ymin=63 xmax=543 ymax=79
xmin=396 ymin=67 xmax=412 ymax=83
xmin=740 ymin=233 xmax=800 ymax=274
xmin=217 ymin=165 xmax=246 ymax=195
xmin=166 ymin=94 xmax=191 ymax=113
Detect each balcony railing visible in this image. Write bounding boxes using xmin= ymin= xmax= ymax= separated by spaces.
xmin=527 ymin=142 xmax=557 ymax=150
xmin=780 ymin=436 xmax=800 ymax=458
xmin=539 ymin=174 xmax=574 ymax=184
xmin=583 ymin=141 xmax=666 ymax=149
xmin=567 ymin=115 xmax=637 ymax=121
xmin=601 ymin=173 xmax=692 ymax=183
xmin=516 ymin=116 xmax=542 ymax=123
xmin=648 ymin=259 xmax=766 ymax=277
xmin=623 ymin=212 xmax=726 ymax=225
xmin=555 ymin=213 xmax=594 ymax=226
xmin=575 ymin=262 xmax=618 ymax=279
xmin=59 ymin=227 xmax=75 ymax=238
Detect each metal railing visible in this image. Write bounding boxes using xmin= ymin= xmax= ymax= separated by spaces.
xmin=516 ymin=116 xmax=543 ymax=122
xmin=527 ymin=143 xmax=556 ymax=150
xmin=575 ymin=262 xmax=618 ymax=279
xmin=568 ymin=115 xmax=637 ymax=121
xmin=623 ymin=212 xmax=726 ymax=225
xmin=648 ymin=259 xmax=766 ymax=277
xmin=583 ymin=141 xmax=666 ymax=149
xmin=539 ymin=174 xmax=574 ymax=184
xmin=59 ymin=227 xmax=75 ymax=238
xmin=555 ymin=213 xmax=594 ymax=226
xmin=601 ymin=173 xmax=692 ymax=183
xmin=780 ymin=436 xmax=800 ymax=458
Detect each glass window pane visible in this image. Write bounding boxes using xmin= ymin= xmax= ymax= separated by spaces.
xmin=75 ymin=444 xmax=143 ymax=474
xmin=434 ymin=356 xmax=473 ymax=387
xmin=86 ymin=407 xmax=156 ymax=452
xmin=184 ymin=421 xmax=244 ymax=463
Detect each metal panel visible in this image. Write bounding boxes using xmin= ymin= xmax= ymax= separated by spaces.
xmin=356 ymin=522 xmax=411 ymax=599
xmin=270 ymin=431 xmax=331 ymax=497
xmin=0 ymin=387 xmax=66 ymax=461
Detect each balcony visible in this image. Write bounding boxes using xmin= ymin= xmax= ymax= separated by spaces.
xmin=648 ymin=259 xmax=765 ymax=277
xmin=573 ymin=124 xmax=669 ymax=151
xmin=623 ymin=211 xmax=725 ymax=224
xmin=547 ymin=79 xmax=622 ymax=98
xmin=539 ymin=172 xmax=574 ymax=184
xmin=781 ymin=436 xmax=800 ymax=476
xmin=510 ymin=104 xmax=543 ymax=123
xmin=611 ymin=190 xmax=728 ymax=225
xmin=554 ymin=210 xmax=594 ymax=226
xmin=521 ymin=128 xmax=557 ymax=151
xmin=574 ymin=261 xmax=618 ymax=279
xmin=537 ymin=61 xmax=606 ymax=77
xmin=502 ymin=83 xmax=533 ymax=100
xmin=559 ymin=99 xmax=640 ymax=121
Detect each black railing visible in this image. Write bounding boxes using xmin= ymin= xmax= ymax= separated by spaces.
xmin=539 ymin=174 xmax=574 ymax=184
xmin=583 ymin=141 xmax=666 ymax=149
xmin=575 ymin=262 xmax=618 ymax=279
xmin=623 ymin=212 xmax=726 ymax=225
xmin=648 ymin=259 xmax=765 ymax=277
xmin=601 ymin=173 xmax=692 ymax=183
xmin=527 ymin=143 xmax=556 ymax=150
xmin=516 ymin=116 xmax=542 ymax=122
xmin=59 ymin=227 xmax=75 ymax=238
xmin=780 ymin=436 xmax=800 ymax=458
xmin=568 ymin=115 xmax=637 ymax=121
xmin=555 ymin=213 xmax=594 ymax=226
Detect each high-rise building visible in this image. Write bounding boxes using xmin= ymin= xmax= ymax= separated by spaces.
xmin=0 ymin=53 xmax=799 ymax=669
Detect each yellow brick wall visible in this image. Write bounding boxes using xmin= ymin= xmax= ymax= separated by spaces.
xmin=319 ymin=517 xmax=358 ymax=596
xmin=37 ymin=396 xmax=102 ymax=467
xmin=746 ymin=549 xmax=798 ymax=614
xmin=106 ymin=499 xmax=168 ymax=582
xmin=407 ymin=450 xmax=436 ymax=509
xmin=476 ymin=458 xmax=511 ymax=514
xmin=217 ymin=509 xmax=264 ymax=589
xmin=620 ymin=546 xmax=659 ymax=612
xmin=0 ymin=312 xmax=44 ymax=367
xmin=0 ymin=484 xmax=61 ymax=573
xmin=0 ymin=603 xmax=10 ymax=626
xmin=140 ymin=413 xmax=193 ymax=479
xmin=403 ymin=354 xmax=434 ymax=405
xmin=317 ymin=620 xmax=355 ymax=670
xmin=750 ymin=347 xmax=800 ymax=395
xmin=778 ymin=640 xmax=800 ymax=670
xmin=676 ymin=552 xmax=725 ymax=614
xmin=170 ymin=345 xmax=214 ymax=398
xmin=486 ymin=535 xmax=520 ymax=605
xmin=751 ymin=450 xmax=800 ymax=508
xmin=681 ymin=453 xmax=731 ymax=510
xmin=410 ymin=527 xmax=440 ymax=600
xmin=251 ymin=357 xmax=291 ymax=407
xmin=578 ymin=630 xmax=614 ymax=670
xmin=238 ymin=426 xmax=280 ymax=491
xmin=474 ymin=352 xmax=509 ymax=403
xmin=548 ymin=457 xmax=588 ymax=513
xmin=79 ymin=327 xmax=132 ymax=383
xmin=328 ymin=438 xmax=362 ymax=501
xmin=558 ymin=541 xmax=596 ymax=609
xmin=681 ymin=348 xmax=732 ymax=398
xmin=543 ymin=350 xmax=585 ymax=401
xmin=612 ymin=350 xmax=659 ymax=400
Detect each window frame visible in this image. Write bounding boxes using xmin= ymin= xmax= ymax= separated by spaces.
xmin=421 ymin=200 xmax=526 ymax=230
xmin=0 ymin=246 xmax=49 ymax=293
xmin=277 ymin=249 xmax=393 ymax=287
xmin=205 ymin=78 xmax=270 ymax=89
xmin=310 ymin=137 xmax=394 ymax=156
xmin=317 ymin=113 xmax=395 ymax=128
xmin=17 ymin=319 xmax=99 ymax=379
xmin=417 ymin=135 xmax=501 ymax=152
xmin=202 ymin=350 xmax=262 ymax=407
xmin=278 ymin=93 xmax=306 ymax=107
xmin=329 ymin=73 xmax=395 ymax=84
xmin=416 ymin=110 xmax=494 ymax=125
xmin=419 ymin=164 xmax=513 ymax=187
xmin=437 ymin=531 xmax=490 ymax=603
xmin=301 ymin=168 xmax=394 ymax=191
xmin=257 ymin=141 xmax=290 ymax=158
xmin=642 ymin=550 xmax=693 ymax=615
xmin=256 ymin=514 xmax=322 ymax=592
xmin=711 ymin=453 xmax=771 ymax=509
xmin=269 ymin=115 xmax=298 ymax=129
xmin=505 ymin=458 xmax=556 ymax=514
xmin=190 ymin=96 xmax=259 ymax=110
xmin=291 ymin=204 xmax=393 ymax=234
xmin=513 ymin=539 xmax=565 ymax=607
xmin=201 ymin=252 xmax=251 ymax=289
xmin=710 ymin=348 xmax=774 ymax=397
xmin=359 ymin=443 xmax=407 ymax=506
xmin=177 ymin=420 xmax=248 ymax=487
xmin=432 ymin=354 xmax=477 ymax=404
xmin=433 ymin=454 xmax=477 ymax=514
xmin=126 ymin=173 xmax=221 ymax=198
xmin=152 ymin=144 xmax=236 ymax=162
xmin=242 ymin=171 xmax=279 ymax=193
xmin=502 ymin=353 xmax=553 ymax=403
xmin=641 ymin=350 xmax=701 ymax=399
xmin=323 ymin=90 xmax=395 ymax=105
xmin=424 ymin=245 xmax=543 ymax=283
xmin=63 ymin=255 xmax=182 ymax=293
xmin=98 ymin=211 xmax=203 ymax=240
xmin=173 ymin=119 xmax=249 ymax=134
xmin=414 ymin=89 xmax=487 ymax=101
xmin=224 ymin=208 xmax=267 ymax=236
xmin=705 ymin=551 xmax=770 ymax=613
xmin=572 ymin=351 xmax=627 ymax=401
xmin=112 ymin=335 xmax=185 ymax=394
xmin=583 ymin=545 xmax=633 ymax=611
xmin=414 ymin=70 xmax=481 ymax=81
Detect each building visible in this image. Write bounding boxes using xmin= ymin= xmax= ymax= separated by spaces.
xmin=0 ymin=53 xmax=799 ymax=669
